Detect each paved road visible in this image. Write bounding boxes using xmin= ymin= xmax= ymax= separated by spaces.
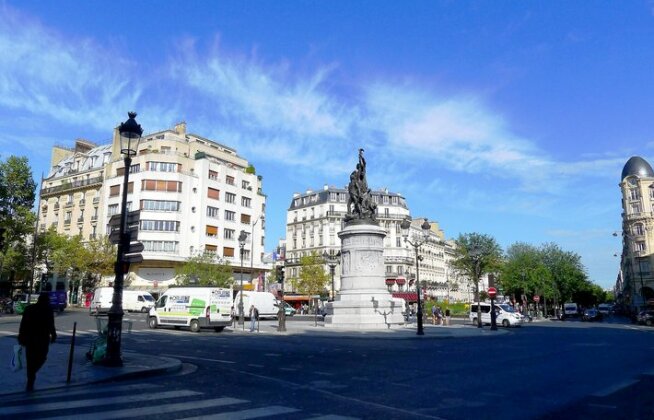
xmin=1 ymin=310 xmax=653 ymax=419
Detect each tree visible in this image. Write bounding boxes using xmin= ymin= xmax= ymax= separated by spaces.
xmin=451 ymin=233 xmax=503 ymax=328
xmin=176 ymin=250 xmax=234 ymax=287
xmin=80 ymin=235 xmax=116 ymax=292
xmin=0 ymin=156 xmax=36 ymax=290
xmin=292 ymin=252 xmax=329 ymax=297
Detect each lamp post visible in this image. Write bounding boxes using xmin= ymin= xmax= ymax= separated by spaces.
xmin=470 ymin=245 xmax=483 ymax=328
xmin=238 ymin=230 xmax=247 ymax=329
xmin=250 ymin=215 xmax=265 ymax=289
xmin=323 ymin=250 xmax=341 ymax=300
xmin=401 ymin=218 xmax=431 ymax=336
xmin=105 ymin=112 xmax=142 ymax=366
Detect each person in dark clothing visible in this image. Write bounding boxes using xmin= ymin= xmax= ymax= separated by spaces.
xmin=18 ymin=293 xmax=57 ymax=391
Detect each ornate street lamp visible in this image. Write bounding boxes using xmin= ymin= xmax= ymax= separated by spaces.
xmin=322 ymin=250 xmax=341 ymax=300
xmin=250 ymin=215 xmax=265 ymax=288
xmin=401 ymin=218 xmax=431 ymax=336
xmin=105 ymin=112 xmax=142 ymax=366
xmin=237 ymin=230 xmax=248 ymax=329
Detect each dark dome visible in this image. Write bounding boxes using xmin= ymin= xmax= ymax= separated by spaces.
xmin=621 ymin=156 xmax=654 ymax=180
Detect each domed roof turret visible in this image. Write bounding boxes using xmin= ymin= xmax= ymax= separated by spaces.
xmin=621 ymin=156 xmax=654 ymax=181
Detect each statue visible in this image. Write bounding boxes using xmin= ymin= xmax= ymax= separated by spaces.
xmin=345 ymin=149 xmax=377 ymax=224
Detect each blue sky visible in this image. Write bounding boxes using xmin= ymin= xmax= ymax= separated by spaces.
xmin=2 ymin=1 xmax=653 ymax=289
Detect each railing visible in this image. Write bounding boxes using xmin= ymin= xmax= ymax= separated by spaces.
xmin=40 ymin=176 xmax=104 ymax=196
xmin=65 ymin=202 xmax=74 ymax=208
xmin=77 ymin=217 xmax=84 ymax=223
xmin=93 ymin=197 xmax=100 ymax=204
xmin=91 ymin=215 xmax=98 ymax=222
xmin=64 ymin=219 xmax=71 ymax=225
xmin=79 ymin=199 xmax=86 ymax=207
xmin=54 ymin=204 xmax=60 ymax=210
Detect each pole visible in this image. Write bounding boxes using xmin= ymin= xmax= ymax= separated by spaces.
xmin=330 ymin=265 xmax=335 ymax=300
xmin=490 ymin=297 xmax=497 ymax=330
xmin=476 ymin=260 xmax=482 ymax=328
xmin=66 ymin=322 xmax=77 ymax=383
xmin=415 ymin=247 xmax=424 ymax=335
xmin=105 ymin=154 xmax=131 ymax=366
xmin=278 ymin=268 xmax=286 ymax=332
xmin=239 ymin=247 xmax=245 ymax=329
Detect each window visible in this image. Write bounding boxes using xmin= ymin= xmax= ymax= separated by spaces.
xmin=225 ymin=210 xmax=235 ymax=221
xmin=206 ymin=206 xmax=220 ymax=218
xmin=143 ymin=240 xmax=178 ymax=253
xmin=140 ymin=200 xmax=180 ymax=212
xmin=396 ymin=238 xmax=401 ymax=247
xmin=223 ymin=247 xmax=235 ymax=257
xmin=141 ymin=180 xmax=182 ymax=192
xmin=109 ymin=185 xmax=120 ymax=197
xmin=205 ymin=245 xmax=217 ymax=253
xmin=208 ymin=170 xmax=218 ymax=180
xmin=384 ymin=208 xmax=390 ymax=217
xmin=225 ymin=192 xmax=236 ymax=203
xmin=208 ymin=188 xmax=220 ymax=200
xmin=629 ymin=189 xmax=640 ymax=200
xmin=635 ymin=241 xmax=646 ymax=252
xmin=383 ymin=196 xmax=389 ymax=204
xmin=66 ymin=194 xmax=73 ymax=204
xmin=147 ymin=162 xmax=179 ymax=172
xmin=108 ymin=204 xmax=119 ymax=216
xmin=634 ymin=224 xmax=646 ymax=236
xmin=242 ymin=180 xmax=250 ymax=189
xmin=224 ymin=229 xmax=235 ymax=240
xmin=242 ymin=250 xmax=250 ymax=260
xmin=206 ymin=225 xmax=218 ymax=237
xmin=386 ymin=265 xmax=392 ymax=273
xmin=140 ymin=220 xmax=180 ymax=232
xmin=116 ymin=164 xmax=140 ymax=176
xmin=241 ymin=197 xmax=251 ymax=207
xmin=64 ymin=211 xmax=72 ymax=222
xmin=226 ymin=175 xmax=235 ymax=185
xmin=631 ymin=203 xmax=642 ymax=214
xmin=241 ymin=214 xmax=251 ymax=224
xmin=126 ymin=182 xmax=134 ymax=193
xmin=392 ymin=196 xmax=398 ymax=204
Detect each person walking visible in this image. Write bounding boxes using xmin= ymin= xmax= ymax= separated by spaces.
xmin=249 ymin=305 xmax=259 ymax=332
xmin=431 ymin=305 xmax=437 ymax=325
xmin=18 ymin=293 xmax=57 ymax=392
xmin=445 ymin=307 xmax=451 ymax=326
xmin=436 ymin=306 xmax=443 ymax=326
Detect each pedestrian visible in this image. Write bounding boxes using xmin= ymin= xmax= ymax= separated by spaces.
xmin=431 ymin=305 xmax=437 ymax=325
xmin=445 ymin=307 xmax=451 ymax=326
xmin=436 ymin=306 xmax=443 ymax=326
xmin=249 ymin=305 xmax=259 ymax=332
xmin=17 ymin=293 xmax=57 ymax=392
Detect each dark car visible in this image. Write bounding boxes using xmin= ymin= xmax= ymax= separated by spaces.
xmin=637 ymin=310 xmax=654 ymax=326
xmin=582 ymin=308 xmax=603 ymax=322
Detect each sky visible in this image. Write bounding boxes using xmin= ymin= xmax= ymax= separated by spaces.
xmin=2 ymin=1 xmax=653 ymax=289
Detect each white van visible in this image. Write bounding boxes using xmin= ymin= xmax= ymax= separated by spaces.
xmin=89 ymin=287 xmax=114 ymax=315
xmin=148 ymin=287 xmax=233 ymax=332
xmin=233 ymin=291 xmax=278 ymax=319
xmin=562 ymin=303 xmax=579 ymax=319
xmin=123 ymin=290 xmax=155 ymax=313
xmin=469 ymin=302 xmax=523 ymax=327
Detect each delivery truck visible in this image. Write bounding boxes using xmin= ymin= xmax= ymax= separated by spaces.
xmin=148 ymin=287 xmax=233 ymax=332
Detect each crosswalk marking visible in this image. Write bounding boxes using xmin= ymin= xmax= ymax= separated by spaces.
xmin=180 ymin=405 xmax=300 ymax=419
xmin=0 ymin=383 xmax=160 ymax=403
xmin=3 ymin=389 xmax=201 ymax=415
xmin=47 ymin=397 xmax=248 ymax=420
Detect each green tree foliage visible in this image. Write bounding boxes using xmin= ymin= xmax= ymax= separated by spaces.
xmin=176 ymin=250 xmax=234 ymax=287
xmin=451 ymin=233 xmax=503 ymax=301
xmin=0 ymin=156 xmax=36 ymax=281
xmin=292 ymin=252 xmax=329 ymax=296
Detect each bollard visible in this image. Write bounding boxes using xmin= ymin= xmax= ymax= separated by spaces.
xmin=66 ymin=322 xmax=77 ymax=384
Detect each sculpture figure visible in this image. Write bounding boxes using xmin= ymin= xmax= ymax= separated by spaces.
xmin=345 ymin=149 xmax=377 ymax=224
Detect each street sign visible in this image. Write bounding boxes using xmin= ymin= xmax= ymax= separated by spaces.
xmin=533 ymin=295 xmax=540 ymax=302
xmin=123 ymin=253 xmax=144 ymax=264
xmin=488 ymin=287 xmax=497 ymax=299
xmin=108 ymin=226 xmax=138 ymax=244
xmin=125 ymin=241 xmax=144 ymax=254
xmin=108 ymin=210 xmax=141 ymax=229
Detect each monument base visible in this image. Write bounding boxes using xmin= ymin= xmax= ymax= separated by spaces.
xmin=324 ymin=293 xmax=405 ymax=329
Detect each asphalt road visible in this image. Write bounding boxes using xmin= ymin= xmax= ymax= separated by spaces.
xmin=1 ymin=310 xmax=653 ymax=419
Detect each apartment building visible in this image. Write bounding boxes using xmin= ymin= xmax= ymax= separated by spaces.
xmin=284 ymin=185 xmax=463 ymax=301
xmin=616 ymin=156 xmax=654 ymax=312
xmin=39 ymin=122 xmax=267 ymax=294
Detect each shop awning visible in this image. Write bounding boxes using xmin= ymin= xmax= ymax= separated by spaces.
xmin=395 ymin=276 xmax=406 ymax=285
xmin=392 ymin=292 xmax=418 ymax=302
xmin=385 ymin=279 xmax=396 ymax=285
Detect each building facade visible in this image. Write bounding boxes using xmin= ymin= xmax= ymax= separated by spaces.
xmin=616 ymin=156 xmax=654 ymax=312
xmin=283 ymin=186 xmax=465 ymax=302
xmin=39 ymin=122 xmax=268 ymax=295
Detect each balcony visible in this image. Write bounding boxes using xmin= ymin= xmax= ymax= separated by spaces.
xmin=65 ymin=201 xmax=74 ymax=208
xmin=79 ymin=199 xmax=86 ymax=207
xmin=54 ymin=203 xmax=60 ymax=210
xmin=77 ymin=217 xmax=84 ymax=223
xmin=40 ymin=176 xmax=104 ymax=197
xmin=89 ymin=234 xmax=97 ymax=240
xmin=625 ymin=212 xmax=652 ymax=222
xmin=91 ymin=215 xmax=98 ymax=222
xmin=64 ymin=219 xmax=71 ymax=226
xmin=93 ymin=197 xmax=100 ymax=204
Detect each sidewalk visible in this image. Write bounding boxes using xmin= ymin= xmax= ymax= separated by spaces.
xmin=0 ymin=336 xmax=181 ymax=396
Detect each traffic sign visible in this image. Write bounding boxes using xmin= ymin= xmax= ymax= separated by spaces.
xmin=533 ymin=295 xmax=540 ymax=302
xmin=108 ymin=210 xmax=141 ymax=229
xmin=488 ymin=287 xmax=497 ymax=298
xmin=123 ymin=253 xmax=144 ymax=264
xmin=108 ymin=226 xmax=138 ymax=244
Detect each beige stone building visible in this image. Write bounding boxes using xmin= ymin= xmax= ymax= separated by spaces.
xmin=39 ymin=122 xmax=268 ymax=296
xmin=616 ymin=156 xmax=654 ymax=312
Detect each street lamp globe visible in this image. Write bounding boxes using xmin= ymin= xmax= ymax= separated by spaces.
xmin=118 ymin=112 xmax=143 ymax=156
xmin=400 ymin=218 xmax=411 ymax=239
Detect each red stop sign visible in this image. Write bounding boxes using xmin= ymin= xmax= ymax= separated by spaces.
xmin=488 ymin=287 xmax=497 ymax=298
xmin=533 ymin=295 xmax=540 ymax=302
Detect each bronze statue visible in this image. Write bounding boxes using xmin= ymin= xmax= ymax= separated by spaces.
xmin=345 ymin=149 xmax=377 ymax=224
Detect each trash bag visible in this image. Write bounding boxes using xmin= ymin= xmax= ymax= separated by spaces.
xmin=11 ymin=344 xmax=24 ymax=372
xmin=92 ymin=339 xmax=107 ymax=364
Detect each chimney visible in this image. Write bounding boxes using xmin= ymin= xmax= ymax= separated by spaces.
xmin=323 ymin=184 xmax=329 ymax=191
xmin=174 ymin=121 xmax=187 ymax=136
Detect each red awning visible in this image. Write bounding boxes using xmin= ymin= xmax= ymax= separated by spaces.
xmin=385 ymin=279 xmax=396 ymax=285
xmin=395 ymin=276 xmax=406 ymax=285
xmin=392 ymin=292 xmax=418 ymax=302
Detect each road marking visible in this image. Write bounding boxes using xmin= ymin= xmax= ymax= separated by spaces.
xmin=48 ymin=397 xmax=247 ymax=420
xmin=592 ymin=379 xmax=639 ymax=397
xmin=314 ymin=371 xmax=334 ymax=376
xmin=0 ymin=383 xmax=160 ymax=402
xmin=4 ymin=390 xmax=201 ymax=415
xmin=264 ymin=353 xmax=281 ymax=357
xmin=307 ymin=416 xmax=360 ymax=420
xmin=279 ymin=367 xmax=297 ymax=371
xmin=161 ymin=354 xmax=236 ymax=364
xmin=587 ymin=403 xmax=617 ymax=409
xmin=248 ymin=364 xmax=264 ymax=368
xmin=179 ymin=405 xmax=300 ymax=419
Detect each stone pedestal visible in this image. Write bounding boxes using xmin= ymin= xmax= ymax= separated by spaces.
xmin=324 ymin=223 xmax=405 ymax=329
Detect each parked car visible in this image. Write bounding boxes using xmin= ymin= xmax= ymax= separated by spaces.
xmin=276 ymin=301 xmax=296 ymax=316
xmin=582 ymin=307 xmax=603 ymax=322
xmin=637 ymin=310 xmax=654 ymax=326
xmin=598 ymin=303 xmax=613 ymax=315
